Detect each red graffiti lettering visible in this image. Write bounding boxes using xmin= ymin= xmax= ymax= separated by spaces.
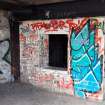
xmin=43 ymin=39 xmax=48 ymax=48
xmin=87 ymin=92 xmax=100 ymax=99
xmin=66 ymin=19 xmax=78 ymax=32
xmin=29 ymin=34 xmax=38 ymax=41
xmin=95 ymin=35 xmax=101 ymax=44
xmin=20 ymin=33 xmax=26 ymax=42
xmin=50 ymin=20 xmax=58 ymax=29
xmin=30 ymin=20 xmax=67 ymax=32
xmin=43 ymin=23 xmax=50 ymax=29
xmin=32 ymin=73 xmax=54 ymax=83
xmin=31 ymin=22 xmax=43 ymax=31
xmin=58 ymin=78 xmax=73 ymax=89
xmin=59 ymin=20 xmax=65 ymax=29
xmin=23 ymin=47 xmax=35 ymax=57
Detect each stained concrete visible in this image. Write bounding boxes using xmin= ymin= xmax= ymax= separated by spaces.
xmin=0 ymin=82 xmax=104 ymax=105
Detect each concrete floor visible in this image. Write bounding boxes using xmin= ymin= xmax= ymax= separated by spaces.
xmin=0 ymin=82 xmax=105 ymax=105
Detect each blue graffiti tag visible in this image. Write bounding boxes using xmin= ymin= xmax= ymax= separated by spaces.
xmin=70 ymin=20 xmax=102 ymax=98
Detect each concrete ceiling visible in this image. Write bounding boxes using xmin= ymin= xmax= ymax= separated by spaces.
xmin=0 ymin=0 xmax=86 ymax=5
xmin=0 ymin=0 xmax=84 ymax=10
xmin=0 ymin=0 xmax=103 ymax=10
xmin=16 ymin=0 xmax=72 ymax=5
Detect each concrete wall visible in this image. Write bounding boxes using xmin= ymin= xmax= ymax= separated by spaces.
xmin=0 ymin=10 xmax=13 ymax=83
xmin=19 ymin=17 xmax=104 ymax=101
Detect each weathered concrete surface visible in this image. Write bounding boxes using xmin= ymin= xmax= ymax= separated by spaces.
xmin=0 ymin=10 xmax=13 ymax=83
xmin=0 ymin=82 xmax=105 ymax=105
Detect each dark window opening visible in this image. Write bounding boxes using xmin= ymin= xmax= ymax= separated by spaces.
xmin=49 ymin=35 xmax=67 ymax=68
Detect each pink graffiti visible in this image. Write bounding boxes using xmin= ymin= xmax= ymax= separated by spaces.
xmin=31 ymin=73 xmax=54 ymax=83
xmin=43 ymin=39 xmax=48 ymax=48
xmin=86 ymin=91 xmax=102 ymax=100
xmin=20 ymin=32 xmax=39 ymax=44
xmin=23 ymin=46 xmax=35 ymax=57
xmin=29 ymin=34 xmax=38 ymax=41
xmin=58 ymin=78 xmax=73 ymax=89
xmin=95 ymin=35 xmax=102 ymax=44
xmin=20 ymin=33 xmax=26 ymax=43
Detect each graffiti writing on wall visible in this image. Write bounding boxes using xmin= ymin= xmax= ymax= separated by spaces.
xmin=71 ymin=19 xmax=103 ymax=98
xmin=0 ymin=39 xmax=12 ymax=82
xmin=20 ymin=17 xmax=104 ymax=101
